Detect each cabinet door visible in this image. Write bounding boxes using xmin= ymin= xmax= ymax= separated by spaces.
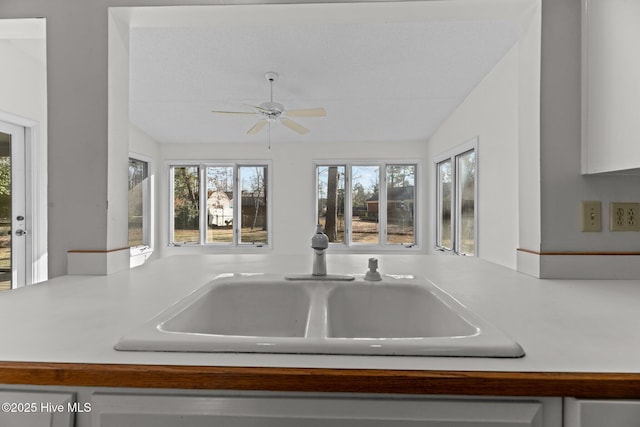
xmin=565 ymin=398 xmax=640 ymax=427
xmin=0 ymin=390 xmax=74 ymax=427
xmin=582 ymin=0 xmax=640 ymax=173
xmin=92 ymin=393 xmax=548 ymax=427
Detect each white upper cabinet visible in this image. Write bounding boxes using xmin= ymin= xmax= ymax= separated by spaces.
xmin=582 ymin=0 xmax=640 ymax=174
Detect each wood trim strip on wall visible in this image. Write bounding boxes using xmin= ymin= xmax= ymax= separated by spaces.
xmin=0 ymin=362 xmax=639 ymax=398
xmin=517 ymin=248 xmax=640 ymax=256
xmin=67 ymin=247 xmax=130 ymax=254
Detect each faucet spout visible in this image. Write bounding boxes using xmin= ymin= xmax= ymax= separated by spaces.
xmin=311 ymin=225 xmax=329 ymax=276
xmin=312 ymin=249 xmax=327 ymax=276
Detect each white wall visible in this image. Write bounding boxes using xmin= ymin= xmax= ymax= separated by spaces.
xmin=0 ymin=18 xmax=48 ymax=282
xmin=426 ymin=46 xmax=519 ymax=269
xmin=0 ymin=21 xmax=47 ymax=124
xmin=157 ymin=139 xmax=428 ymax=258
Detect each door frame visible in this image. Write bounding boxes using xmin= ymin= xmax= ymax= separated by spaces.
xmin=0 ymin=110 xmax=47 ymax=286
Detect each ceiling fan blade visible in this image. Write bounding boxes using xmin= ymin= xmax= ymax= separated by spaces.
xmin=280 ymin=118 xmax=310 ymax=135
xmin=285 ymin=107 xmax=327 ymax=117
xmin=243 ymin=103 xmax=270 ymax=112
xmin=211 ymin=110 xmax=256 ymax=115
xmin=247 ymin=119 xmax=268 ymax=135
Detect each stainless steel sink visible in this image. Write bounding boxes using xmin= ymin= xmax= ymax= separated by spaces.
xmin=115 ymin=273 xmax=524 ymax=357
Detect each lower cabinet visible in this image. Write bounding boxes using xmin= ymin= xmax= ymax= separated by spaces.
xmin=565 ymin=398 xmax=640 ymax=427
xmin=90 ymin=393 xmax=562 ymax=427
xmin=0 ymin=390 xmax=75 ymax=427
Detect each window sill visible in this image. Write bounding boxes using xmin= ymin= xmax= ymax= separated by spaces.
xmin=327 ymin=244 xmax=420 ymax=252
xmin=166 ymin=244 xmax=273 ymax=253
xmin=130 ymin=246 xmax=153 ymax=268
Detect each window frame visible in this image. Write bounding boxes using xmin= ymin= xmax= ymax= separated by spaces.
xmin=433 ymin=138 xmax=478 ymax=256
xmin=314 ymin=160 xmax=420 ymax=251
xmin=168 ymin=160 xmax=272 ymax=249
xmin=128 ymin=153 xmax=153 ymax=257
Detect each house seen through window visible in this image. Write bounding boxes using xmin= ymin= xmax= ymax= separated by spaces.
xmin=316 ymin=163 xmax=416 ymax=248
xmin=170 ymin=163 xmax=269 ymax=247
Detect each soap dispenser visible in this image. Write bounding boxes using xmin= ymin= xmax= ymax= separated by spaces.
xmin=364 ymin=257 xmax=382 ymax=281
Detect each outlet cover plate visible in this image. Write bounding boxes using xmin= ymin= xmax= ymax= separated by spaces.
xmin=580 ymin=201 xmax=602 ymax=232
xmin=609 ymin=202 xmax=640 ymax=231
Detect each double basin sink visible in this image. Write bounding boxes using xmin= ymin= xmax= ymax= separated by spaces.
xmin=116 ymin=273 xmax=524 ymax=357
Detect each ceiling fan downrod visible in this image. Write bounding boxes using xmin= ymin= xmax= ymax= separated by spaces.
xmin=261 ymin=72 xmax=284 ymax=120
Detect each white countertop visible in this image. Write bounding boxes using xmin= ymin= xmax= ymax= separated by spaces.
xmin=1 ymin=254 xmax=639 ymax=373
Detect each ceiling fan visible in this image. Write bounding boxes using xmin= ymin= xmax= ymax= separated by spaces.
xmin=211 ymin=72 xmax=326 ymax=137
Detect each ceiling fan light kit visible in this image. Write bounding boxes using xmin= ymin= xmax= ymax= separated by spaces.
xmin=211 ymin=71 xmax=326 ymax=144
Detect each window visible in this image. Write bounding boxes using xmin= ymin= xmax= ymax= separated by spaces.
xmin=170 ymin=162 xmax=270 ymax=247
xmin=316 ymin=162 xmax=417 ymax=248
xmin=128 ymin=156 xmax=151 ymax=249
xmin=435 ymin=141 xmax=477 ymax=256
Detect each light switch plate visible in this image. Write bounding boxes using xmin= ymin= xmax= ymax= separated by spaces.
xmin=580 ymin=201 xmax=602 ymax=232
xmin=609 ymin=202 xmax=640 ymax=231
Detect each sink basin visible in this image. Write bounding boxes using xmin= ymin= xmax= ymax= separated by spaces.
xmin=327 ymin=283 xmax=477 ymax=339
xmin=116 ymin=273 xmax=524 ymax=357
xmin=161 ymin=282 xmax=310 ymax=338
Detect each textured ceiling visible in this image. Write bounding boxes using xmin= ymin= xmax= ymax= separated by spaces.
xmin=127 ymin=2 xmax=525 ymax=144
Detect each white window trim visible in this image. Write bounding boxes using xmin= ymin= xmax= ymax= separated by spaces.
xmin=129 ymin=153 xmax=154 ymax=258
xmin=433 ymin=137 xmax=479 ymax=256
xmin=314 ymin=160 xmax=421 ymax=252
xmin=167 ymin=160 xmax=272 ymax=250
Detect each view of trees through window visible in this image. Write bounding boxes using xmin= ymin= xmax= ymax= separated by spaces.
xmin=437 ymin=160 xmax=452 ymax=250
xmin=317 ymin=163 xmax=416 ymax=247
xmin=239 ymin=166 xmax=268 ymax=244
xmin=172 ymin=166 xmax=200 ymax=244
xmin=317 ymin=166 xmax=346 ymax=243
xmin=458 ymin=150 xmax=476 ymax=255
xmin=171 ymin=164 xmax=268 ymax=246
xmin=128 ymin=158 xmax=149 ymax=247
xmin=0 ymin=144 xmax=11 ymax=289
xmin=436 ymin=146 xmax=476 ymax=256
xmin=386 ymin=165 xmax=415 ymax=245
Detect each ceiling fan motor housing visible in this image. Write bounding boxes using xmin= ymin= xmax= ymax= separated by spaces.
xmin=259 ymin=101 xmax=284 ymax=120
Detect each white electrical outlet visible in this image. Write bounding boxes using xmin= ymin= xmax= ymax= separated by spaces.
xmin=609 ymin=202 xmax=640 ymax=231
xmin=580 ymin=201 xmax=602 ymax=232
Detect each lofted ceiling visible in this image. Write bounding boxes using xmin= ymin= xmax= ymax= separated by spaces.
xmin=126 ymin=1 xmax=531 ymax=145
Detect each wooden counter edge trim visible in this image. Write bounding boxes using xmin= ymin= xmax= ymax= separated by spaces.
xmin=1 ymin=362 xmax=640 ymax=398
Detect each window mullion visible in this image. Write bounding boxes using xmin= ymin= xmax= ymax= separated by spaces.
xmin=380 ymin=165 xmax=387 ymax=246
xmin=234 ymin=165 xmax=240 ymax=246
xmin=345 ymin=166 xmax=352 ymax=247
xmin=169 ymin=166 xmax=175 ymax=245
xmin=453 ymin=155 xmax=460 ymax=255
xmin=199 ymin=165 xmax=206 ymax=246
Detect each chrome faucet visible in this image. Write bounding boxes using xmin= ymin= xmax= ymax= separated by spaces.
xmin=284 ymin=225 xmax=354 ymax=281
xmin=311 ymin=224 xmax=329 ymax=276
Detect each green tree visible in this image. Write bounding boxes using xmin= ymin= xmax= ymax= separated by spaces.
xmin=173 ymin=166 xmax=199 ymax=230
xmin=352 ymin=182 xmax=367 ymax=208
xmin=0 ymin=158 xmax=11 ymax=220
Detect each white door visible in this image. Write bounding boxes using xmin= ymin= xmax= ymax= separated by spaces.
xmin=0 ymin=120 xmax=27 ymax=290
